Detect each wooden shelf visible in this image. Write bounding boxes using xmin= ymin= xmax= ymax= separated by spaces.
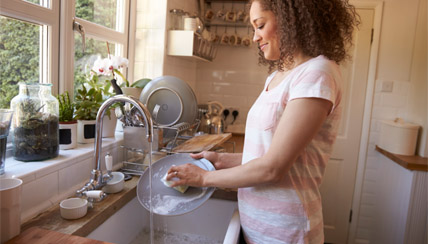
xmin=376 ymin=145 xmax=428 ymax=171
xmin=167 ymin=30 xmax=215 ymax=62
xmin=206 ymin=0 xmax=248 ymax=3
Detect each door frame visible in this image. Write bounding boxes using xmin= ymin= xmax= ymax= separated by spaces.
xmin=347 ymin=1 xmax=384 ymax=243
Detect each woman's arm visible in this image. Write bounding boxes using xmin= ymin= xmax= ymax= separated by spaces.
xmin=190 ymin=151 xmax=243 ymax=170
xmin=168 ymin=98 xmax=332 ymax=188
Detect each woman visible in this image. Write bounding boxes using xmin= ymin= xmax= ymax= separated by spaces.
xmin=167 ymin=0 xmax=359 ymax=243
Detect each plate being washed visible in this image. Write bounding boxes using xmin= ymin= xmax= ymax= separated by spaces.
xmin=139 ymin=76 xmax=198 ymax=127
xmin=137 ymin=153 xmax=216 ymax=216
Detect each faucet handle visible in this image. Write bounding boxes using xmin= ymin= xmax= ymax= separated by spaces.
xmin=105 ymin=153 xmax=113 ymax=172
xmin=85 ymin=190 xmax=104 ymax=199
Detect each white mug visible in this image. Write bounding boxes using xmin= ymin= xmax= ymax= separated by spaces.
xmin=0 ymin=178 xmax=23 ymax=243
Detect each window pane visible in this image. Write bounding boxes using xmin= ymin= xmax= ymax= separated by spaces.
xmin=75 ymin=0 xmax=124 ymax=31
xmin=23 ymin=0 xmax=51 ymax=8
xmin=0 ymin=16 xmax=40 ymax=109
xmin=74 ymin=34 xmax=123 ymax=95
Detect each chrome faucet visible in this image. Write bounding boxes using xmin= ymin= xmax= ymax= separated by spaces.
xmin=76 ymin=95 xmax=153 ymax=197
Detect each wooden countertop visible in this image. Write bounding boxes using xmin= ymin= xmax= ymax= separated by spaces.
xmin=7 ymin=227 xmax=113 ymax=244
xmin=376 ymin=145 xmax=428 ymax=172
xmin=17 ymin=152 xmax=237 ymax=240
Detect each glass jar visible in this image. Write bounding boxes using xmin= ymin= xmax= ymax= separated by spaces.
xmin=10 ymin=83 xmax=59 ymax=161
xmin=169 ymin=9 xmax=185 ymax=30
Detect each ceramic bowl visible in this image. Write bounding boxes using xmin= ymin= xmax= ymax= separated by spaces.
xmin=104 ymin=172 xmax=125 ymax=194
xmin=60 ymin=198 xmax=88 ymax=220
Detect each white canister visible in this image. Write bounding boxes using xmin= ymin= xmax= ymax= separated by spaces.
xmin=378 ymin=118 xmax=420 ymax=156
xmin=183 ymin=17 xmax=197 ymax=32
xmin=0 ymin=178 xmax=23 ymax=243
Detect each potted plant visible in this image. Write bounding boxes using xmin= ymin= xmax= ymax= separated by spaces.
xmin=57 ymin=91 xmax=77 ymax=149
xmin=74 ymin=83 xmax=103 ymax=143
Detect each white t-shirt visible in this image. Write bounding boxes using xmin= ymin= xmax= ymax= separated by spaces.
xmin=239 ymin=55 xmax=342 ymax=244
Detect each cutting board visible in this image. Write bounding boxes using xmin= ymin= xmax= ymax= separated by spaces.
xmin=6 ymin=227 xmax=113 ymax=244
xmin=172 ymin=133 xmax=232 ymax=153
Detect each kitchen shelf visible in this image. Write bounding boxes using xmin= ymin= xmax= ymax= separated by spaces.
xmin=205 ymin=0 xmax=248 ymax=3
xmin=375 ymin=145 xmax=428 ymax=171
xmin=167 ymin=30 xmax=217 ymax=62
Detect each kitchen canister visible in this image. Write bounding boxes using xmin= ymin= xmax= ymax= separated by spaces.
xmin=10 ymin=83 xmax=59 ymax=161
xmin=183 ymin=15 xmax=197 ymax=32
xmin=378 ymin=118 xmax=420 ymax=156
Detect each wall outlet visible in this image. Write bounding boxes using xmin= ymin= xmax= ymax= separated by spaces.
xmin=381 ymin=80 xmax=394 ymax=93
xmin=224 ymin=107 xmax=239 ymax=124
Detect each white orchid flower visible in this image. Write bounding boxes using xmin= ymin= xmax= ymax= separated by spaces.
xmin=109 ymin=56 xmax=129 ymax=70
xmin=92 ymin=56 xmax=111 ymax=76
xmin=92 ymin=55 xmax=129 ymax=76
xmin=90 ymin=54 xmax=130 ymax=87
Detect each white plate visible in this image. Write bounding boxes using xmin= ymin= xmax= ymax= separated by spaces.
xmin=137 ymin=153 xmax=215 ymax=216
xmin=139 ymin=76 xmax=198 ymax=127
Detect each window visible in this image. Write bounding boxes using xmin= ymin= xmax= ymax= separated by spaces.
xmin=72 ymin=0 xmax=129 ymax=95
xmin=0 ymin=0 xmax=133 ymax=108
xmin=0 ymin=0 xmax=59 ymax=109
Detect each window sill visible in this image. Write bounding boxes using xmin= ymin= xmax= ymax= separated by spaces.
xmin=2 ymin=133 xmax=124 ymax=184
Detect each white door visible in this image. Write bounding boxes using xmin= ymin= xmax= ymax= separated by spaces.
xmin=320 ymin=9 xmax=374 ymax=244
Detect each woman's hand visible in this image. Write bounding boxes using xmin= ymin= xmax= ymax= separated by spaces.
xmin=191 ymin=151 xmax=242 ymax=170
xmin=166 ymin=163 xmax=208 ymax=187
xmin=190 ymin=151 xmax=221 ymax=169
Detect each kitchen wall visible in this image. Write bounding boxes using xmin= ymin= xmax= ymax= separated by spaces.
xmin=353 ymin=0 xmax=427 ymax=243
xmin=134 ymin=0 xmax=427 ymax=243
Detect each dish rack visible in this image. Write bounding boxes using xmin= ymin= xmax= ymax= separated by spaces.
xmin=120 ymin=120 xmax=200 ymax=175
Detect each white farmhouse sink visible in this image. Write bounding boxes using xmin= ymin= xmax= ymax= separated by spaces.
xmin=87 ymin=197 xmax=240 ymax=244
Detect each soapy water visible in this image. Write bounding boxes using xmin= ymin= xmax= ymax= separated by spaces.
xmin=130 ymin=228 xmax=222 ymax=244
xmin=143 ymin=164 xmax=210 ymax=215
xmin=150 ymin=188 xmax=207 ymax=215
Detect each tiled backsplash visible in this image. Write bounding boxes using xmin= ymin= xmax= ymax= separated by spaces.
xmin=2 ymin=135 xmax=124 ymax=222
xmin=195 ymin=46 xmax=268 ymax=125
xmin=354 ymin=79 xmax=417 ymax=242
xmin=136 ymin=0 xmax=271 ymax=127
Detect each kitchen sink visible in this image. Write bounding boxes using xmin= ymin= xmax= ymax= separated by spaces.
xmin=86 ymin=196 xmax=240 ymax=244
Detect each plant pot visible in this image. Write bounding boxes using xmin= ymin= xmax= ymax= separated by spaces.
xmin=59 ymin=121 xmax=77 ymax=150
xmin=102 ymin=109 xmax=117 ymax=138
xmin=77 ymin=120 xmax=96 ymax=144
xmin=122 ymin=87 xmax=143 ymax=99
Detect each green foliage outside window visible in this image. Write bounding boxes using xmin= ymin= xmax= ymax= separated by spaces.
xmin=0 ymin=0 xmax=119 ymax=109
xmin=0 ymin=17 xmax=39 ymax=109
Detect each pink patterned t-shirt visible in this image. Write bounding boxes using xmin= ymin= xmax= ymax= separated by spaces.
xmin=238 ymin=55 xmax=342 ymax=244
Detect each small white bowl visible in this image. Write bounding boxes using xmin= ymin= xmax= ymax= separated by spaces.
xmin=104 ymin=172 xmax=125 ymax=194
xmin=60 ymin=198 xmax=88 ymax=220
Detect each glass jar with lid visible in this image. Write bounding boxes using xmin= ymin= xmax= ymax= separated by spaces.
xmin=169 ymin=9 xmax=185 ymax=30
xmin=10 ymin=83 xmax=59 ymax=161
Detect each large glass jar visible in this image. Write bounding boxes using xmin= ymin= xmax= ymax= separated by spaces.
xmin=10 ymin=83 xmax=59 ymax=161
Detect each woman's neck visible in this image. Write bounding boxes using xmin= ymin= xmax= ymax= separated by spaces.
xmin=284 ymin=53 xmax=312 ymax=71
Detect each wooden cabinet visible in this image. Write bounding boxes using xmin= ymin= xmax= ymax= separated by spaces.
xmin=219 ymin=134 xmax=244 ymax=153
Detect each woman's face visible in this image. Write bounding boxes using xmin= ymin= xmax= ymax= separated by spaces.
xmin=250 ymin=1 xmax=280 ymax=60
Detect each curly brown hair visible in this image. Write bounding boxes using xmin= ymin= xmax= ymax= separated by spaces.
xmin=249 ymin=0 xmax=360 ymax=72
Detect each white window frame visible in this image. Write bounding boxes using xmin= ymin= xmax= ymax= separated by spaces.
xmin=1 ymin=0 xmax=135 ymax=157
xmin=60 ymin=0 xmax=135 ymax=95
xmin=1 ymin=0 xmax=60 ymax=93
xmin=1 ymin=0 xmax=135 ymax=96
